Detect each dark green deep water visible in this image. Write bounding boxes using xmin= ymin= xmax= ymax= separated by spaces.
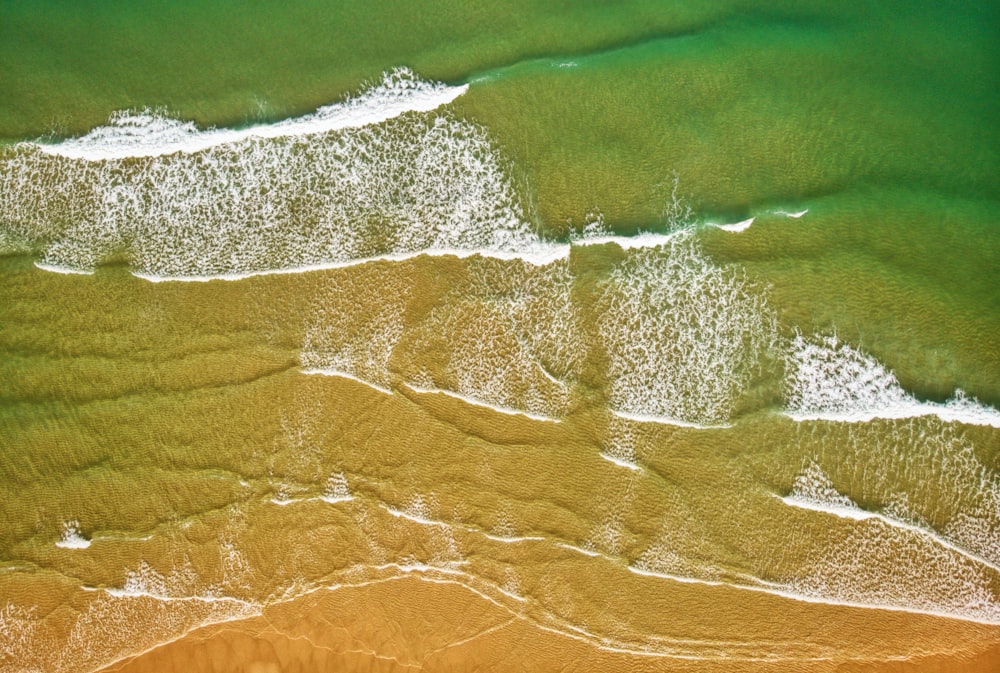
xmin=1 ymin=2 xmax=999 ymax=671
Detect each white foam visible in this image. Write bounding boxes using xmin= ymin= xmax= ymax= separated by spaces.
xmin=744 ymin=577 xmax=999 ymax=624
xmin=403 ymin=383 xmax=562 ymax=423
xmin=133 ymin=245 xmax=570 ymax=283
xmin=785 ymin=334 xmax=1000 ymax=427
xmin=55 ymin=521 xmax=91 ymax=549
xmin=712 ymin=217 xmax=754 ymax=233
xmin=321 ymin=471 xmax=353 ymax=504
xmin=556 ymin=543 xmax=601 ymax=557
xmin=610 ymin=410 xmax=731 ymax=430
xmin=380 ymin=500 xmax=448 ymax=528
xmin=34 ymin=261 xmax=94 ymax=276
xmin=598 ymin=416 xmax=643 ymax=471
xmin=268 ymin=488 xmax=354 ymax=507
xmin=572 ymin=230 xmax=686 ymax=250
xmin=403 ymin=258 xmax=582 ymax=420
xmin=301 ymin=265 xmax=409 ymax=393
xmin=778 ymin=493 xmax=1000 ymax=573
xmin=482 ymin=533 xmax=547 ymax=543
xmin=629 ymin=563 xmax=1000 ymax=624
xmin=626 ymin=565 xmax=724 ymax=586
xmin=780 ymin=459 xmax=1000 ymax=573
xmin=35 ymin=69 xmax=468 ymax=160
xmin=598 ymin=230 xmax=778 ymax=426
xmin=536 ymin=362 xmax=568 ymax=389
xmin=300 ymin=368 xmax=393 ymax=396
xmin=779 ymin=494 xmax=881 ymax=522
xmin=775 ymin=209 xmax=808 ymax=218
xmin=319 ymin=495 xmax=353 ymax=505
xmin=599 ymin=452 xmax=642 ymax=471
xmin=786 ymin=400 xmax=1000 ymax=427
xmin=2 ymin=68 xmax=547 ymax=278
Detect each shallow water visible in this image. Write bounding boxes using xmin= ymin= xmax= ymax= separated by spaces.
xmin=1 ymin=2 xmax=999 ymax=671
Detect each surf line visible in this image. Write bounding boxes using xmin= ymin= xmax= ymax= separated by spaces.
xmin=550 ymin=528 xmax=1000 ymax=625
xmin=300 ymin=368 xmax=393 ymax=395
xmin=775 ymin=493 xmax=1000 ymax=575
xmin=626 ymin=564 xmax=1000 ymax=626
xmin=783 ymin=400 xmax=1000 ymax=429
xmin=401 ymin=382 xmax=562 ymax=423
xmin=127 ymin=245 xmax=571 ymax=283
xmin=33 ymin=225 xmax=714 ymax=284
xmin=610 ymin=409 xmax=731 ymax=430
xmin=32 ymin=68 xmax=469 ymax=161
xmin=112 ymin=228 xmax=695 ymax=283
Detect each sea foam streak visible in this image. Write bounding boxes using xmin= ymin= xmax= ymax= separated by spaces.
xmin=762 ymin=417 xmax=1000 ymax=622
xmin=0 ymin=68 xmax=543 ymax=277
xmin=403 ymin=384 xmax=562 ymax=422
xmin=34 ymin=68 xmax=469 ymax=160
xmin=785 ymin=333 xmax=1000 ymax=427
xmin=712 ymin=217 xmax=754 ymax=233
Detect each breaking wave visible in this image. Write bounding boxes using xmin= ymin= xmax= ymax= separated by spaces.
xmin=33 ymin=68 xmax=469 ymax=161
xmin=785 ymin=333 xmax=1000 ymax=427
xmin=0 ymin=68 xmax=543 ymax=278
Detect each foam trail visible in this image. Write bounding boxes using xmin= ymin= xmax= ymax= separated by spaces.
xmin=599 ymin=416 xmax=642 ymax=470
xmin=784 ymin=333 xmax=1000 ymax=427
xmin=133 ymin=245 xmax=570 ymax=283
xmin=630 ymin=556 xmax=1000 ymax=624
xmin=34 ymin=68 xmax=469 ymax=160
xmin=403 ymin=383 xmax=562 ymax=422
xmin=300 ymin=369 xmax=393 ymax=396
xmin=788 ymin=419 xmax=1000 ymax=570
xmin=320 ymin=472 xmax=354 ymax=504
xmin=774 ymin=209 xmax=808 ymax=218
xmin=301 ymin=264 xmax=410 ymax=394
xmin=34 ymin=262 xmax=94 ymax=276
xmin=784 ymin=521 xmax=1000 ymax=623
xmin=611 ymin=410 xmax=730 ymax=430
xmin=60 ymin=557 xmax=260 ymax=673
xmin=572 ymin=230 xmax=687 ymax=250
xmin=482 ymin=533 xmax=547 ymax=543
xmin=557 ymin=543 xmax=602 ymax=557
xmin=599 ymin=452 xmax=642 ymax=471
xmin=779 ymin=460 xmax=1000 ymax=572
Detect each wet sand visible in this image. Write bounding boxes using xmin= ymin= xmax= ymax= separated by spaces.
xmin=96 ymin=574 xmax=1000 ymax=673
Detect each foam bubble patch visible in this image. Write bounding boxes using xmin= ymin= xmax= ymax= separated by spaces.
xmin=0 ymin=69 xmax=540 ymax=277
xmin=785 ymin=334 xmax=1000 ymax=427
xmin=597 ymin=230 xmax=778 ymax=425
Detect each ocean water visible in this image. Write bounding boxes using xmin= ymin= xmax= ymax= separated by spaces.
xmin=1 ymin=2 xmax=999 ymax=671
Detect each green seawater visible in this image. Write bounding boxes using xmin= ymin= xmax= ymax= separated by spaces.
xmin=1 ymin=1 xmax=999 ymax=670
